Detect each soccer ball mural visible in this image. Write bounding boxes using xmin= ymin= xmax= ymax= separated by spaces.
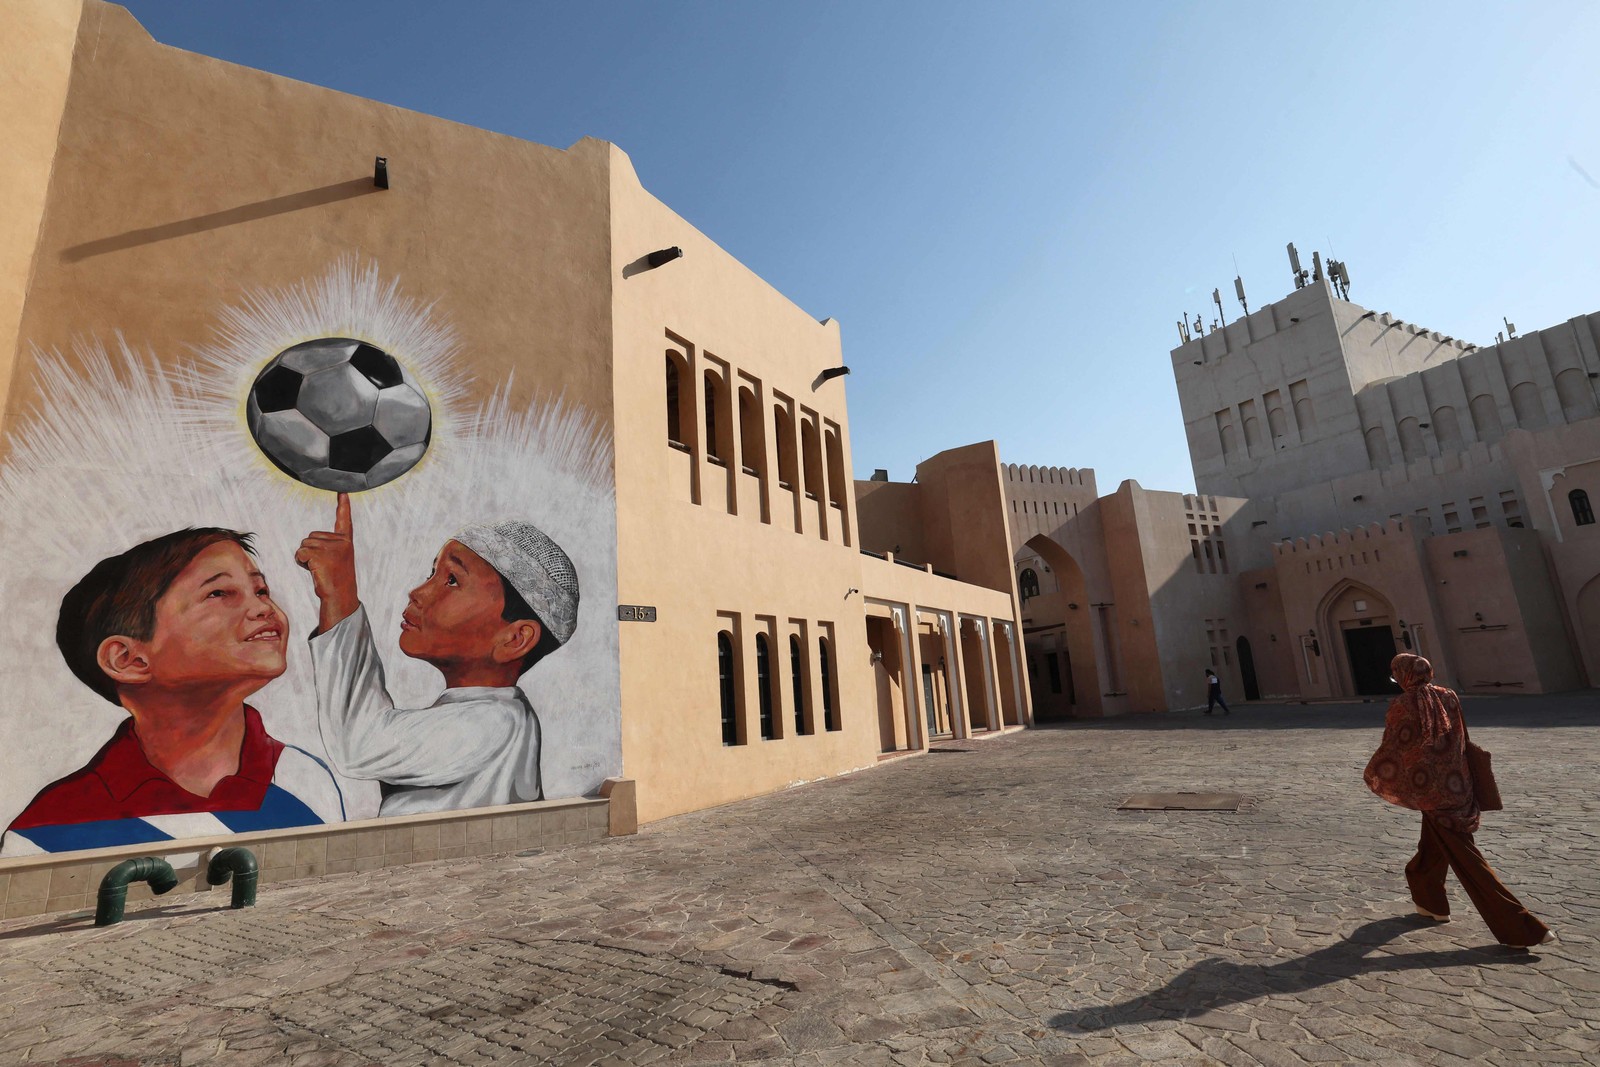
xmin=246 ymin=338 xmax=432 ymax=492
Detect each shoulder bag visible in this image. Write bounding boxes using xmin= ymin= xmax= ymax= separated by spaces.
xmin=1461 ymin=710 xmax=1503 ymax=811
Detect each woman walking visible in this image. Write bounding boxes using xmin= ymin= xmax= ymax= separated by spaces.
xmin=1363 ymin=653 xmax=1553 ymax=948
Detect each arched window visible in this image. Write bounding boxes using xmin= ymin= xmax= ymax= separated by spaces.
xmin=790 ymin=635 xmax=809 ymax=735
xmin=1018 ymin=568 xmax=1040 ymax=602
xmin=773 ymin=404 xmax=798 ymax=488
xmin=739 ymin=386 xmax=764 ymax=475
xmin=825 ymin=429 xmax=845 ymax=507
xmin=756 ymin=633 xmax=776 ymax=740
xmin=801 ymin=418 xmax=823 ymax=500
xmin=704 ymin=371 xmax=725 ymax=461
xmin=819 ymin=637 xmax=838 ymax=731
xmin=1571 ymin=489 xmax=1595 ymax=527
xmin=665 ymin=355 xmax=682 ymax=445
xmin=718 ymin=632 xmax=738 ymax=746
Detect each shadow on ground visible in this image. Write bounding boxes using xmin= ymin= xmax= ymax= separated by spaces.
xmin=1050 ymin=917 xmax=1538 ymax=1032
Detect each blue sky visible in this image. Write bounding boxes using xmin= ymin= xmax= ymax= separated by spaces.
xmin=119 ymin=1 xmax=1600 ymax=494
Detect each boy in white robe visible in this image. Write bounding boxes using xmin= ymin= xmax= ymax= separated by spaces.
xmin=296 ymin=495 xmax=579 ymax=816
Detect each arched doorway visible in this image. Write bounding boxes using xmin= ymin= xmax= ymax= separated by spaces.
xmin=1021 ymin=534 xmax=1101 ymax=719
xmin=1317 ymin=580 xmax=1402 ymax=697
xmin=1576 ymin=573 xmax=1600 ymax=686
xmin=1236 ymin=636 xmax=1261 ymax=701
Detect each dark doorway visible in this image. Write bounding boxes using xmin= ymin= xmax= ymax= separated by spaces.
xmin=922 ymin=664 xmax=940 ymax=736
xmin=1344 ymin=626 xmax=1401 ymax=695
xmin=1236 ymin=636 xmax=1261 ymax=701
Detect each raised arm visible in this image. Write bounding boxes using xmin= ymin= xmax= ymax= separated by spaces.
xmin=309 ymin=606 xmax=521 ymax=786
xmin=296 ymin=492 xmax=360 ymax=634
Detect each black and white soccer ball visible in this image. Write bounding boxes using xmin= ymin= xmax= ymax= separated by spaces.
xmin=246 ymin=338 xmax=431 ymax=492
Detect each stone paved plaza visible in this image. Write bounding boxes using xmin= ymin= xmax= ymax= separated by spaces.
xmin=3 ymin=694 xmax=1597 ymax=1066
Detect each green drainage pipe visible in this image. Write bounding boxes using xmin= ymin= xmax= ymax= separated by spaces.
xmin=206 ymin=847 xmax=259 ymax=909
xmin=95 ymin=857 xmax=179 ymax=926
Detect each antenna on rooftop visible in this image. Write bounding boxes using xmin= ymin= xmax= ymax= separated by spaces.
xmin=1503 ymin=315 xmax=1517 ymax=339
xmin=1212 ymin=287 xmax=1226 ymax=328
xmin=1312 ymin=251 xmax=1324 ymax=284
xmin=1234 ymin=275 xmax=1249 ymax=316
xmin=1327 ymin=260 xmax=1351 ymax=300
xmin=1287 ymin=242 xmax=1309 ymax=289
xmin=1177 ymin=318 xmax=1191 ymax=344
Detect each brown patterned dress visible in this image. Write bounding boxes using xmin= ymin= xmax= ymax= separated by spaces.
xmin=1363 ymin=663 xmax=1479 ymax=833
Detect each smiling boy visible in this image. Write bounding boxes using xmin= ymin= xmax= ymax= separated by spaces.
xmin=297 ymin=495 xmax=578 ymax=816
xmin=1 ymin=529 xmax=344 ymax=856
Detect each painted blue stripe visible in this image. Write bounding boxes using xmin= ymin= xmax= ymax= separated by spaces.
xmin=285 ymin=743 xmax=347 ymax=821
xmin=214 ymin=784 xmax=322 ymax=833
xmin=15 ymin=817 xmax=175 ymax=853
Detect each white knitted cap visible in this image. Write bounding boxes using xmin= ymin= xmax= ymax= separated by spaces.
xmin=454 ymin=521 xmax=580 ymax=646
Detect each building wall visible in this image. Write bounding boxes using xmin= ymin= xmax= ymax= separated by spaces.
xmin=853 ymin=444 xmax=1031 ymax=741
xmin=0 ymin=0 xmax=625 ymax=857
xmin=1424 ymin=527 xmax=1581 ymax=695
xmin=0 ymin=0 xmax=81 ymax=427
xmin=608 ymin=147 xmax=883 ymax=825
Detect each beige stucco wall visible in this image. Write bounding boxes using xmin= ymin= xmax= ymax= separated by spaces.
xmin=609 ymin=147 xmax=886 ymax=824
xmin=0 ymin=0 xmax=83 ymax=428
xmin=1425 ymin=527 xmax=1581 ymax=695
xmin=8 ymin=0 xmax=616 ymax=430
xmin=1271 ymin=520 xmax=1449 ymax=697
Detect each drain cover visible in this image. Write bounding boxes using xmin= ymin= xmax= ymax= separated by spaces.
xmin=268 ymin=937 xmax=789 ymax=1066
xmin=1119 ymin=792 xmax=1244 ymax=811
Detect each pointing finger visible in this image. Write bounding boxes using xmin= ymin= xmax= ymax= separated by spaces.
xmin=335 ymin=492 xmax=352 ymax=537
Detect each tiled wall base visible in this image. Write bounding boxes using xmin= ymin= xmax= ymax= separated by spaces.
xmin=0 ymin=793 xmax=618 ymax=920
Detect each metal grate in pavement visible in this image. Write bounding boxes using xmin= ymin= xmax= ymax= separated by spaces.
xmin=1118 ymin=792 xmax=1244 ymax=811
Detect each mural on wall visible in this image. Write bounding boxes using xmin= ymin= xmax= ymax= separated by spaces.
xmin=0 ymin=260 xmax=620 ymax=855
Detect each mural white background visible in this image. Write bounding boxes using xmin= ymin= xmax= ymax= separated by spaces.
xmin=0 ymin=260 xmax=620 ymax=827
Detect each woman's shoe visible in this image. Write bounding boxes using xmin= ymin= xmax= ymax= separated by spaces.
xmin=1506 ymin=929 xmax=1556 ymax=950
xmin=1414 ymin=906 xmax=1450 ymax=922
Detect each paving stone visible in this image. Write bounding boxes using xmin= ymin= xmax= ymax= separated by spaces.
xmin=0 ymin=696 xmax=1594 ymax=1066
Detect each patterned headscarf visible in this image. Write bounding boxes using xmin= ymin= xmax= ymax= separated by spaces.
xmin=1390 ymin=652 xmax=1452 ymax=744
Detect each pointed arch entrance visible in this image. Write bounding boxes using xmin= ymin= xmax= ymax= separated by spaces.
xmin=1316 ymin=579 xmax=1402 ymax=697
xmin=1576 ymin=573 xmax=1600 ymax=686
xmin=1021 ymin=534 xmax=1100 ymax=719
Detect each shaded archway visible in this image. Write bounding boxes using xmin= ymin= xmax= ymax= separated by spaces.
xmin=1022 ymin=534 xmax=1101 ymax=718
xmin=1236 ymin=636 xmax=1261 ymax=701
xmin=1575 ymin=573 xmax=1600 ymax=687
xmin=1315 ymin=579 xmax=1401 ymax=697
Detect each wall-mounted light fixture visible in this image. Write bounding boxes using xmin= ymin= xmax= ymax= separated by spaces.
xmin=645 ymin=246 xmax=683 ymax=269
xmin=818 ymin=366 xmax=851 ymax=382
xmin=1474 ymin=612 xmax=1483 ymax=622
xmin=1453 ymin=549 xmax=1469 ymax=558
xmin=373 ymin=156 xmax=389 ymax=189
xmin=1306 ymin=629 xmax=1321 ymax=656
xmin=1353 ymin=494 xmax=1364 ymax=502
xmin=1251 ymin=519 xmax=1268 ymax=527
xmin=1254 ymin=582 xmax=1269 ymax=590
xmin=1067 ymin=602 xmax=1079 ymax=610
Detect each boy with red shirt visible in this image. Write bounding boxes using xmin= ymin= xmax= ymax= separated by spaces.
xmin=1 ymin=529 xmax=343 ymax=856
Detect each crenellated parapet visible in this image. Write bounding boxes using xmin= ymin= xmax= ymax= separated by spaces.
xmin=1004 ymin=462 xmax=1093 ymax=487
xmin=1272 ymin=518 xmax=1407 ymax=557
